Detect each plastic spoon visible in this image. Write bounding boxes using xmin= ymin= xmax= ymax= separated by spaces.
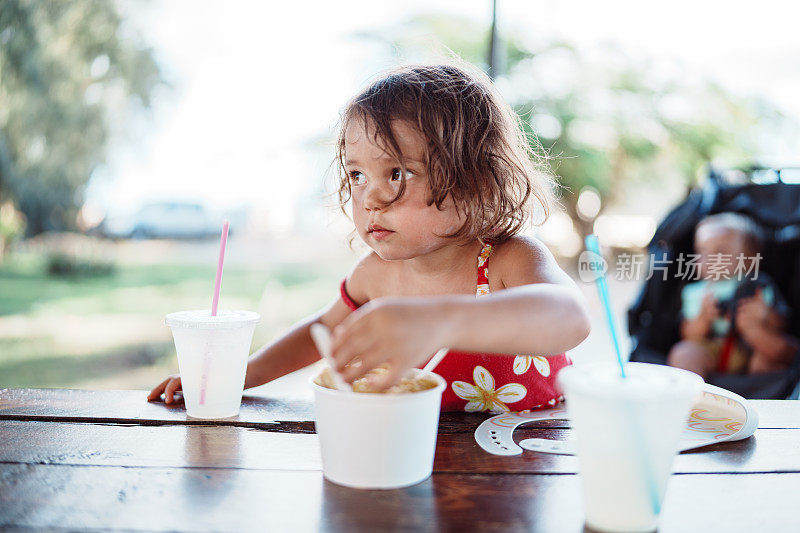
xmin=310 ymin=323 xmax=352 ymax=392
xmin=396 ymin=347 xmax=449 ymax=383
xmin=421 ymin=348 xmax=448 ymax=375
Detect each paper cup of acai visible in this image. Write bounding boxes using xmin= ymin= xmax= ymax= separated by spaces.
xmin=310 ymin=367 xmax=446 ymax=489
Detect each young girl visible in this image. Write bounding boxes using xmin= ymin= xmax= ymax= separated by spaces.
xmin=148 ymin=62 xmax=591 ymax=413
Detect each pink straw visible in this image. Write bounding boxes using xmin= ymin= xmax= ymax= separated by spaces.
xmin=211 ymin=220 xmax=230 ymax=316
xmin=200 ymin=220 xmax=229 ymax=405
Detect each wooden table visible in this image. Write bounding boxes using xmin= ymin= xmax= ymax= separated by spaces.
xmin=1 ymin=384 xmax=799 ymax=532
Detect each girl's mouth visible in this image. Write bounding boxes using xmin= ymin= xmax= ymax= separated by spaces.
xmin=368 ymin=224 xmax=394 ymax=240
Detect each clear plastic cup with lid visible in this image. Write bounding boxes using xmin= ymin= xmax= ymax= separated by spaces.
xmin=558 ymin=361 xmax=703 ymax=532
xmin=165 ymin=309 xmax=259 ymax=419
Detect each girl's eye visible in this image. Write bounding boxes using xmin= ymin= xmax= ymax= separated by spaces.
xmin=348 ymin=171 xmax=366 ymax=185
xmin=391 ymin=168 xmax=414 ymax=181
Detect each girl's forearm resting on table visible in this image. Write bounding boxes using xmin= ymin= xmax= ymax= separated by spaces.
xmin=243 ymin=317 xmax=322 ymax=389
xmin=436 ymin=284 xmax=591 ymax=356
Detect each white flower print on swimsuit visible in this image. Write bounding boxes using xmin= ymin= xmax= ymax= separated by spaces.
xmin=451 ymin=365 xmax=527 ymax=413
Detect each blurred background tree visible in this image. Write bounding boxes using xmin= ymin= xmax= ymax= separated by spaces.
xmin=359 ymin=12 xmax=792 ymax=240
xmin=0 ymin=0 xmax=162 ymax=257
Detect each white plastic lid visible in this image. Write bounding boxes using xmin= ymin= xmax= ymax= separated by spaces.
xmin=558 ymin=361 xmax=703 ymax=402
xmin=164 ymin=309 xmax=260 ymax=329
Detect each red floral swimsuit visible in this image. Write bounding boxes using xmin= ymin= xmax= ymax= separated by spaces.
xmin=339 ymin=241 xmax=572 ymax=413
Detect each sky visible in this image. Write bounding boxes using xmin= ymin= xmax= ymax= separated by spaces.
xmin=85 ymin=0 xmax=800 ymax=231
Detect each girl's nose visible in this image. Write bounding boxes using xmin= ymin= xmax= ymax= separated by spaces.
xmin=363 ymin=180 xmax=393 ymax=211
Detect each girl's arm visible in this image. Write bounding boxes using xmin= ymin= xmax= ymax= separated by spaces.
xmin=243 ymin=252 xmax=375 ymax=389
xmin=331 ymin=237 xmax=591 ymax=387
xmin=243 ymin=298 xmax=352 ymax=389
xmin=434 ymin=236 xmax=590 ymax=356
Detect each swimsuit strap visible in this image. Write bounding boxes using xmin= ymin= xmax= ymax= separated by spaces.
xmin=340 ymin=278 xmax=360 ymax=311
xmin=476 ymin=241 xmax=494 ymax=297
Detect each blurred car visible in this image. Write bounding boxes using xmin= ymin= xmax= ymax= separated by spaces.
xmin=101 ymin=201 xmax=223 ymax=239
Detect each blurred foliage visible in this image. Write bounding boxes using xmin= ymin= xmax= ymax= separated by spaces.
xmin=0 ymin=0 xmax=162 ymax=247
xmin=0 ymin=200 xmax=25 ymax=256
xmin=359 ymin=13 xmax=793 ymax=237
xmin=22 ymin=231 xmax=116 ymax=278
xmin=46 ymin=251 xmax=115 ymax=278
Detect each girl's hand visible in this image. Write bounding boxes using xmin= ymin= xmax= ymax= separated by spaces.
xmin=147 ymin=374 xmax=183 ymax=404
xmin=330 ymin=298 xmax=447 ymax=390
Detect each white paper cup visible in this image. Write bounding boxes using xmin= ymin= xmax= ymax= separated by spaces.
xmin=165 ymin=310 xmax=259 ymax=419
xmin=558 ymin=362 xmax=703 ymax=533
xmin=311 ymin=369 xmax=446 ymax=489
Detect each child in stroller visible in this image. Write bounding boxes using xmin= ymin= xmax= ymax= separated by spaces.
xmin=628 ymin=166 xmax=800 ymax=399
xmin=667 ymin=212 xmax=795 ymax=378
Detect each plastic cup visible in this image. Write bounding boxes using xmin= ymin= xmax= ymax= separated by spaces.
xmin=558 ymin=362 xmax=703 ymax=533
xmin=311 ymin=369 xmax=446 ymax=489
xmin=165 ymin=310 xmax=259 ymax=419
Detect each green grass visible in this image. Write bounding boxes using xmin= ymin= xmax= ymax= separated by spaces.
xmin=0 ymin=253 xmax=322 ymax=317
xmin=0 ymin=251 xmax=350 ymax=388
xmin=0 ymin=342 xmax=173 ymax=388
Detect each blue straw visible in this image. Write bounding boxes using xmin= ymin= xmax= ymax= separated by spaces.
xmin=584 ymin=234 xmax=661 ymax=515
xmin=584 ymin=234 xmax=626 ymax=378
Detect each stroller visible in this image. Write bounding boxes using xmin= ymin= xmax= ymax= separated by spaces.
xmin=627 ymin=165 xmax=800 ymax=399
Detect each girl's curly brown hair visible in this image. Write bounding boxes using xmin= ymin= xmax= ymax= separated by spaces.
xmin=334 ymin=61 xmax=556 ymax=243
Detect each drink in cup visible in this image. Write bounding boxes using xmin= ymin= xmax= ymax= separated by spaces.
xmin=165 ymin=310 xmax=259 ymax=419
xmin=311 ymin=368 xmax=446 ymax=489
xmin=558 ymin=362 xmax=703 ymax=532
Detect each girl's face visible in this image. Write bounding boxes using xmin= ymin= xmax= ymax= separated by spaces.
xmin=344 ymin=118 xmax=465 ymax=261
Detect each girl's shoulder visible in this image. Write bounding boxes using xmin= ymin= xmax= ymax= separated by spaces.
xmin=490 ymin=235 xmax=576 ymax=289
xmin=342 ymin=251 xmax=389 ymax=307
